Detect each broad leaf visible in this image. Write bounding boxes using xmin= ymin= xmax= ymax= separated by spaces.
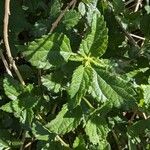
xmin=92 ymin=67 xmax=136 ymax=109
xmin=68 ymin=65 xmax=92 ymax=107
xmin=79 ymin=13 xmax=108 ymax=57
xmin=3 ymin=76 xmax=23 ymax=101
xmin=23 ymin=33 xmax=72 ymax=69
xmin=85 ymin=115 xmax=110 ymax=146
xmin=46 ymin=104 xmax=82 ymax=134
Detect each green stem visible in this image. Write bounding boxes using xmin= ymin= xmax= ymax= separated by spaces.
xmin=56 ymin=135 xmax=70 ymax=148
xmin=83 ymin=97 xmax=95 ymax=110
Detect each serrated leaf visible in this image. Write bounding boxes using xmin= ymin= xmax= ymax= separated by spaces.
xmin=62 ymin=10 xmax=81 ymax=29
xmin=32 ymin=121 xmax=52 ymax=141
xmin=68 ymin=65 xmax=92 ymax=107
xmin=0 ymin=100 xmax=34 ymax=125
xmin=41 ymin=70 xmax=64 ymax=93
xmin=85 ymin=115 xmax=110 ymax=145
xmin=3 ymin=76 xmax=23 ymax=101
xmin=141 ymin=85 xmax=150 ymax=106
xmin=46 ymin=104 xmax=82 ymax=134
xmin=92 ymin=67 xmax=136 ymax=109
xmin=79 ymin=13 xmax=108 ymax=57
xmin=128 ymin=118 xmax=150 ymax=137
xmin=23 ymin=33 xmax=72 ymax=69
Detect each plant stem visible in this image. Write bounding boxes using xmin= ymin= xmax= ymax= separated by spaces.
xmin=50 ymin=0 xmax=77 ymax=33
xmin=112 ymin=130 xmax=121 ymax=150
xmin=0 ymin=49 xmax=12 ymax=76
xmin=83 ymin=97 xmax=95 ymax=109
xmin=3 ymin=0 xmax=25 ymax=85
xmin=56 ymin=135 xmax=70 ymax=148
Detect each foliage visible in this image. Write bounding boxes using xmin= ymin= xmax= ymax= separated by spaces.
xmin=0 ymin=0 xmax=150 ymax=149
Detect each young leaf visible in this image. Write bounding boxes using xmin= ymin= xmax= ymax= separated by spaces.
xmin=45 ymin=104 xmax=82 ymax=134
xmin=79 ymin=13 xmax=108 ymax=57
xmin=68 ymin=65 xmax=92 ymax=107
xmin=92 ymin=68 xmax=136 ymax=109
xmin=23 ymin=33 xmax=72 ymax=69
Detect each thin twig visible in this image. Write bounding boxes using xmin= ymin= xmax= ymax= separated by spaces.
xmin=83 ymin=97 xmax=95 ymax=110
xmin=0 ymin=49 xmax=13 ymax=76
xmin=130 ymin=33 xmax=145 ymax=40
xmin=50 ymin=0 xmax=77 ymax=33
xmin=112 ymin=130 xmax=122 ymax=150
xmin=19 ymin=131 xmax=26 ymax=150
xmin=115 ymin=16 xmax=140 ymax=49
xmin=3 ymin=0 xmax=25 ymax=85
xmin=128 ymin=110 xmax=137 ymax=124
xmin=134 ymin=0 xmax=143 ymax=12
xmin=56 ymin=135 xmax=70 ymax=148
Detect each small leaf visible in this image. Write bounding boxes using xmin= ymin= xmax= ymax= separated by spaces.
xmin=46 ymin=104 xmax=82 ymax=134
xmin=79 ymin=13 xmax=108 ymax=57
xmin=73 ymin=135 xmax=86 ymax=150
xmin=23 ymin=33 xmax=72 ymax=69
xmin=62 ymin=10 xmax=81 ymax=29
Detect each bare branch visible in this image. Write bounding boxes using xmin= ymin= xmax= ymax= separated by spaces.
xmin=3 ymin=0 xmax=25 ymax=85
xmin=50 ymin=0 xmax=77 ymax=33
xmin=0 ymin=49 xmax=12 ymax=76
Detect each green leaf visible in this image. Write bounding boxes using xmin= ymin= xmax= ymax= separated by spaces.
xmin=79 ymin=13 xmax=108 ymax=57
xmin=68 ymin=65 xmax=92 ymax=107
xmin=46 ymin=104 xmax=82 ymax=134
xmin=3 ymin=76 xmax=23 ymax=101
xmin=23 ymin=33 xmax=72 ymax=69
xmin=41 ymin=70 xmax=64 ymax=93
xmin=62 ymin=10 xmax=81 ymax=29
xmin=128 ymin=118 xmax=150 ymax=137
xmin=32 ymin=121 xmax=52 ymax=141
xmin=85 ymin=115 xmax=110 ymax=146
xmin=78 ymin=2 xmax=86 ymax=16
xmin=73 ymin=135 xmax=86 ymax=150
xmin=92 ymin=67 xmax=136 ymax=109
xmin=141 ymin=85 xmax=150 ymax=106
xmin=0 ymin=139 xmax=10 ymax=150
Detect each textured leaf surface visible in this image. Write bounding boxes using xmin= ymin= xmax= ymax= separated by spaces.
xmin=92 ymin=68 xmax=136 ymax=108
xmin=3 ymin=76 xmax=23 ymax=101
xmin=68 ymin=65 xmax=92 ymax=107
xmin=85 ymin=115 xmax=110 ymax=145
xmin=41 ymin=70 xmax=64 ymax=93
xmin=46 ymin=104 xmax=82 ymax=134
xmin=141 ymin=85 xmax=150 ymax=106
xmin=23 ymin=33 xmax=72 ymax=69
xmin=62 ymin=10 xmax=81 ymax=29
xmin=79 ymin=13 xmax=108 ymax=57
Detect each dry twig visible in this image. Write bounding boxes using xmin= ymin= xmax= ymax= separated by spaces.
xmin=50 ymin=0 xmax=77 ymax=33
xmin=134 ymin=0 xmax=143 ymax=12
xmin=3 ymin=0 xmax=25 ymax=85
xmin=0 ymin=49 xmax=12 ymax=76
